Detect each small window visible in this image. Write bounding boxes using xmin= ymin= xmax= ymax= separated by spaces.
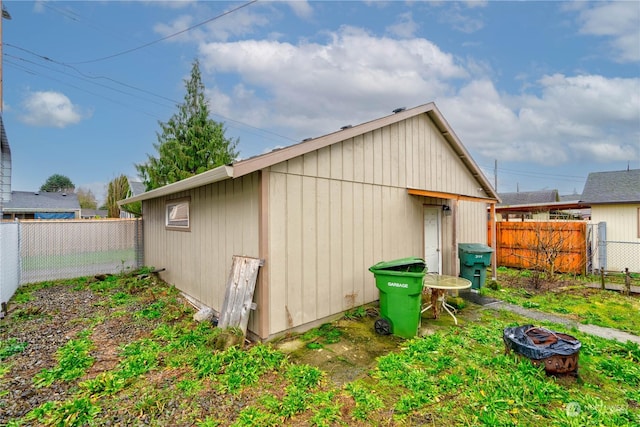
xmin=166 ymin=198 xmax=190 ymax=231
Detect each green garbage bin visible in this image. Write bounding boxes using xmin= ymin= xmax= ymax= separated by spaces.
xmin=369 ymin=257 xmax=426 ymax=339
xmin=458 ymin=243 xmax=494 ymax=290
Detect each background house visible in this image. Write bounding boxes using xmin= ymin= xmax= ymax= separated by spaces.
xmin=121 ymin=103 xmax=499 ymax=340
xmin=0 ymin=115 xmax=11 ymax=212
xmin=2 ymin=191 xmax=81 ymax=220
xmin=496 ymin=190 xmax=588 ymax=221
xmin=80 ymin=209 xmax=108 ymax=219
xmin=580 ymin=169 xmax=640 ymax=272
xmin=120 ymin=178 xmax=145 ymax=219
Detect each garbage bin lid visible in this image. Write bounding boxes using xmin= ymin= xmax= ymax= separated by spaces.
xmin=369 ymin=257 xmax=426 ymax=272
xmin=458 ymin=243 xmax=494 ymax=253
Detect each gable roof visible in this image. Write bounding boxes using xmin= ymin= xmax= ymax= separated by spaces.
xmin=127 ymin=179 xmax=145 ymax=197
xmin=120 ymin=102 xmax=499 ymax=204
xmin=2 ymin=191 xmax=81 ymax=212
xmin=498 ymin=190 xmax=559 ymax=206
xmin=580 ymin=169 xmax=640 ymax=204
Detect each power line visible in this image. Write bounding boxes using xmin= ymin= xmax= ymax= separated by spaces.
xmin=68 ymin=0 xmax=259 ymax=65
xmin=2 ymin=0 xmax=298 ymax=145
xmin=4 ymin=44 xmax=298 ymax=145
xmin=4 ymin=59 xmax=164 ymax=120
xmin=478 ymin=163 xmax=586 ymax=182
xmin=5 ymin=53 xmax=174 ymax=109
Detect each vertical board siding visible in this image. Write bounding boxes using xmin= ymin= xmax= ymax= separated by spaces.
xmin=143 ymin=174 xmax=260 ymax=326
xmin=139 ymin=114 xmax=490 ymax=338
xmin=268 ymin=176 xmax=425 ymax=335
xmin=591 ymin=205 xmax=640 ymax=243
xmin=266 ymin=113 xmax=490 ymax=335
xmin=590 ymin=205 xmax=640 ymax=272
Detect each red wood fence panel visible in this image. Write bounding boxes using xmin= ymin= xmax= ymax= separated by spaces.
xmin=488 ymin=221 xmax=587 ymax=274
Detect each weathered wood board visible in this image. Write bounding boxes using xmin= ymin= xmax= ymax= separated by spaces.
xmin=218 ymin=256 xmax=264 ymax=335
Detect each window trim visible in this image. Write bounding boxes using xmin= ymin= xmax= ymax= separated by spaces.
xmin=165 ymin=197 xmax=191 ymax=231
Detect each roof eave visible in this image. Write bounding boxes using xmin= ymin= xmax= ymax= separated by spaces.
xmin=424 ymin=108 xmax=500 ymax=202
xmin=232 ymin=103 xmax=438 ymax=178
xmin=3 ymin=208 xmax=81 ymax=213
xmin=232 ymin=102 xmax=500 ymax=201
xmin=118 ymin=165 xmax=234 ymax=205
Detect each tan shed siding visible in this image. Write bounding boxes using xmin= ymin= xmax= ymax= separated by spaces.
xmin=268 ymin=174 xmax=425 ymax=334
xmin=456 ymin=201 xmax=489 ymax=243
xmin=142 ymin=174 xmax=260 ymax=322
xmin=265 ymin=113 xmax=489 ymax=335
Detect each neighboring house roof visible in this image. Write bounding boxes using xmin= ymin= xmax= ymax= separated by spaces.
xmin=580 ymin=169 xmax=640 ymax=204
xmin=3 ymin=191 xmax=81 ymax=212
xmin=559 ymin=193 xmax=581 ymax=203
xmin=498 ymin=190 xmax=559 ymax=206
xmin=81 ymin=209 xmax=108 ymax=218
xmin=120 ymin=102 xmax=499 ymax=205
xmin=128 ymin=179 xmax=145 ymax=197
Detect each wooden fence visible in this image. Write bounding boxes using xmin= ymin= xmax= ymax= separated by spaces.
xmin=488 ymin=221 xmax=587 ymax=274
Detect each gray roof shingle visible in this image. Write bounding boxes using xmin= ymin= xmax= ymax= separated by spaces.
xmin=580 ymin=169 xmax=640 ymax=204
xmin=497 ymin=189 xmax=559 ymax=206
xmin=3 ymin=191 xmax=81 ymax=212
xmin=128 ymin=180 xmax=145 ymax=197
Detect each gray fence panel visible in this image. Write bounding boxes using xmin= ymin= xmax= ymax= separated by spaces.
xmin=0 ymin=222 xmax=20 ymax=312
xmin=19 ymin=219 xmax=143 ymax=285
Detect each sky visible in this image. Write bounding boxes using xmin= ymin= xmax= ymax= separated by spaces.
xmin=2 ymin=0 xmax=639 ymax=205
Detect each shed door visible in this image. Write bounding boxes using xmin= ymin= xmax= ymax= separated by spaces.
xmin=424 ymin=207 xmax=442 ymax=274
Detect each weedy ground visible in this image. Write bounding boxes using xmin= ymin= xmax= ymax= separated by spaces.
xmin=0 ymin=267 xmax=638 ymax=426
xmin=484 ymin=267 xmax=640 ymax=335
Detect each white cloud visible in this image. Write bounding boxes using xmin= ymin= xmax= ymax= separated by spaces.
xmin=194 ymin=24 xmax=636 ymax=169
xmin=33 ymin=1 xmax=46 ymax=13
xmin=144 ymin=0 xmax=196 ymax=9
xmin=153 ymin=4 xmax=270 ymax=43
xmin=439 ymin=74 xmax=640 ymax=165
xmin=576 ymin=2 xmax=640 ymax=63
xmin=386 ymin=12 xmax=418 ymax=38
xmin=284 ymin=0 xmax=313 ymax=19
xmin=199 ymin=26 xmax=467 ymax=139
xmin=20 ymin=91 xmax=87 ymax=128
xmin=438 ymin=2 xmax=485 ymax=34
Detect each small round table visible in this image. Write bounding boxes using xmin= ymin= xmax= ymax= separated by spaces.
xmin=421 ymin=274 xmax=472 ymax=325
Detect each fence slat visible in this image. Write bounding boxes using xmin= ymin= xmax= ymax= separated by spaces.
xmin=488 ymin=221 xmax=586 ymax=274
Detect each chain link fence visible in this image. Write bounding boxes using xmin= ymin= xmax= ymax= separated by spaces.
xmin=587 ymin=223 xmax=640 ymax=274
xmin=597 ymin=241 xmax=640 ymax=274
xmin=1 ymin=219 xmax=143 ymax=311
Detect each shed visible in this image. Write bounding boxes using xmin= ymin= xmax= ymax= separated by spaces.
xmin=580 ymin=169 xmax=640 ymax=272
xmin=121 ymin=102 xmax=500 ymax=340
xmin=496 ymin=190 xmax=588 ymax=221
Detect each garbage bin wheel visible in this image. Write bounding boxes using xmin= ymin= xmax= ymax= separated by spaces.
xmin=374 ymin=318 xmax=392 ymax=335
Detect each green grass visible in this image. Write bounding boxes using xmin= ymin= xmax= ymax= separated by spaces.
xmin=1 ymin=270 xmax=638 ymax=426
xmin=21 ymin=249 xmax=135 ymax=271
xmin=483 ymin=278 xmax=640 ymax=335
xmin=33 ymin=330 xmax=95 ymax=387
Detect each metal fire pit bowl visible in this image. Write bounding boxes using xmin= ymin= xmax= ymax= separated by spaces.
xmin=503 ymin=325 xmax=581 ymax=375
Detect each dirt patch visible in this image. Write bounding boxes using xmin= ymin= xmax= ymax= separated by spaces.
xmin=274 ymin=304 xmax=470 ymax=386
xmin=275 ymin=314 xmax=404 ymax=386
